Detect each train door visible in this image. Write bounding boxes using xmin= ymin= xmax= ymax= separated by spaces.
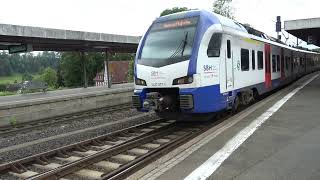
xmin=225 ymin=35 xmax=234 ymax=91
xmin=304 ymin=53 xmax=307 ymax=74
xmin=291 ymin=51 xmax=294 ymax=79
xmin=264 ymin=44 xmax=272 ymax=89
xmin=281 ymin=48 xmax=285 ymax=81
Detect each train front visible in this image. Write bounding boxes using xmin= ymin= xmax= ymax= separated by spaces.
xmin=132 ymin=10 xmax=218 ymax=117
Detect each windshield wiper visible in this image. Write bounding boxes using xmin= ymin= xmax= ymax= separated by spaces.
xmin=181 ymin=31 xmax=188 ymax=57
xmin=169 ymin=31 xmax=189 ymax=59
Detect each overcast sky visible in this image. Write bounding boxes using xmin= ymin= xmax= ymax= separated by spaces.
xmin=0 ymin=0 xmax=318 ymax=48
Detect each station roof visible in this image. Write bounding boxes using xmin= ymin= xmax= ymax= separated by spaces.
xmin=0 ymin=23 xmax=141 ymax=53
xmin=284 ymin=17 xmax=320 ymax=47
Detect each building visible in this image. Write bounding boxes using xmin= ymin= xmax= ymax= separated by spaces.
xmin=93 ymin=60 xmax=131 ymax=86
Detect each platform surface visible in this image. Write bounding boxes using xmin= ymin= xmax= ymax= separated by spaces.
xmin=150 ymin=72 xmax=320 ymax=180
xmin=0 ymin=83 xmax=133 ymax=107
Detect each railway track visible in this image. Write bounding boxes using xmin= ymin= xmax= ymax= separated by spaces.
xmin=0 ymin=103 xmax=132 ymax=138
xmin=0 ymin=118 xmax=213 ymax=180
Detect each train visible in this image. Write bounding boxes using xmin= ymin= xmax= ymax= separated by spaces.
xmin=132 ymin=10 xmax=320 ymax=119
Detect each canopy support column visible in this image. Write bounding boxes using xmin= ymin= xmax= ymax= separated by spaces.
xmin=105 ymin=49 xmax=111 ymax=88
xmin=81 ymin=51 xmax=88 ymax=88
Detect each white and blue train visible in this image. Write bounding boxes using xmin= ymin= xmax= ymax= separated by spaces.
xmin=132 ymin=10 xmax=320 ymax=119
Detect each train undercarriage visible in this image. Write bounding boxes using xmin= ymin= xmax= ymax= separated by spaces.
xmin=133 ymin=87 xmax=261 ymax=121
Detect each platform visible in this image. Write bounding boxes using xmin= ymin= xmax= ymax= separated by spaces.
xmin=0 ymin=83 xmax=133 ymax=107
xmin=0 ymin=83 xmax=133 ymax=127
xmin=133 ymin=72 xmax=320 ymax=180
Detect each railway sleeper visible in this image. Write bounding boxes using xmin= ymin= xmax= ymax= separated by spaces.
xmin=74 ymin=150 xmax=99 ymax=156
xmin=142 ymin=143 xmax=161 ymax=149
xmin=9 ymin=163 xmax=28 ymax=174
xmin=140 ymin=128 xmax=155 ymax=132
xmin=111 ymin=154 xmax=137 ymax=164
xmin=33 ymin=162 xmax=61 ymax=170
xmin=155 ymin=138 xmax=171 ymax=144
xmin=73 ymin=169 xmax=104 ymax=179
xmin=91 ymin=139 xmax=104 ymax=146
xmin=35 ymin=156 xmax=49 ymax=165
xmin=93 ymin=161 xmax=122 ymax=171
xmin=127 ymin=148 xmax=150 ymax=156
xmin=57 ymin=149 xmax=70 ymax=158
xmin=91 ymin=144 xmax=113 ymax=150
xmin=10 ymin=170 xmax=38 ymax=179
xmin=75 ymin=144 xmax=88 ymax=152
xmin=55 ymin=156 xmax=81 ymax=162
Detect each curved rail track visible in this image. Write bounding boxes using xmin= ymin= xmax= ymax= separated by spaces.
xmin=0 ymin=103 xmax=132 ymax=138
xmin=0 ymin=118 xmax=217 ymax=180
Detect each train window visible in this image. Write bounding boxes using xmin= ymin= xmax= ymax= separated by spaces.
xmin=207 ymin=33 xmax=222 ymax=57
xmin=272 ymin=55 xmax=276 ymax=72
xmin=241 ymin=49 xmax=249 ymax=71
xmin=285 ymin=56 xmax=289 ymax=70
xmin=227 ymin=40 xmax=231 ymax=58
xmin=277 ymin=55 xmax=280 ymax=72
xmin=258 ymin=51 xmax=263 ymax=70
xmin=252 ymin=50 xmax=255 ymax=70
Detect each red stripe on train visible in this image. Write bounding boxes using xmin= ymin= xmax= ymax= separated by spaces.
xmin=265 ymin=44 xmax=272 ymax=89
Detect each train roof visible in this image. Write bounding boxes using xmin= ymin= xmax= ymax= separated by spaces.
xmin=157 ymin=10 xmax=319 ymax=55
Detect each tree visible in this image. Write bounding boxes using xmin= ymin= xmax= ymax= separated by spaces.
xmin=60 ymin=52 xmax=83 ymax=87
xmin=85 ymin=52 xmax=105 ymax=86
xmin=22 ymin=72 xmax=33 ymax=81
xmin=56 ymin=59 xmax=64 ymax=87
xmin=0 ymin=50 xmax=59 ymax=77
xmin=160 ymin=7 xmax=189 ymax=17
xmin=40 ymin=67 xmax=57 ymax=87
xmin=127 ymin=59 xmax=134 ymax=82
xmin=213 ymin=0 xmax=234 ymax=19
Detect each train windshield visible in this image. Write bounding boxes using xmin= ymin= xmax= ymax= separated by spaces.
xmin=139 ymin=17 xmax=198 ymax=67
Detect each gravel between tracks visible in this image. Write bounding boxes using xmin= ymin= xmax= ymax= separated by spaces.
xmin=0 ymin=108 xmax=140 ymax=149
xmin=0 ymin=109 xmax=157 ymax=164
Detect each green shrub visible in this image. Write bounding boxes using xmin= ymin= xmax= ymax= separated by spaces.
xmin=127 ymin=60 xmax=134 ymax=82
xmin=9 ymin=116 xmax=17 ymax=126
xmin=0 ymin=84 xmax=6 ymax=92
xmin=22 ymin=73 xmax=33 ymax=81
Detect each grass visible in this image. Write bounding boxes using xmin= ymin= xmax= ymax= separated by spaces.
xmin=0 ymin=91 xmax=16 ymax=96
xmin=0 ymin=73 xmax=42 ymax=84
xmin=0 ymin=74 xmax=22 ymax=84
xmin=0 ymin=74 xmax=38 ymax=97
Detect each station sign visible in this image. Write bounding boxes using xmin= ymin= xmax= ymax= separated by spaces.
xmin=9 ymin=44 xmax=33 ymax=54
xmin=307 ymin=35 xmax=314 ymax=45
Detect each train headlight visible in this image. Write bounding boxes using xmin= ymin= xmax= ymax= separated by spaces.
xmin=135 ymin=78 xmax=147 ymax=86
xmin=173 ymin=76 xmax=193 ymax=85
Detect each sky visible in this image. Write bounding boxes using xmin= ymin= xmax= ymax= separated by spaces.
xmin=0 ymin=0 xmax=319 ymax=48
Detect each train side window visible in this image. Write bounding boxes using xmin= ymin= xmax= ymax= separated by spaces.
xmin=285 ymin=56 xmax=289 ymax=70
xmin=252 ymin=50 xmax=255 ymax=70
xmin=241 ymin=49 xmax=249 ymax=71
xmin=272 ymin=55 xmax=276 ymax=72
xmin=277 ymin=55 xmax=280 ymax=72
xmin=227 ymin=40 xmax=231 ymax=58
xmin=258 ymin=51 xmax=263 ymax=70
xmin=207 ymin=33 xmax=222 ymax=57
